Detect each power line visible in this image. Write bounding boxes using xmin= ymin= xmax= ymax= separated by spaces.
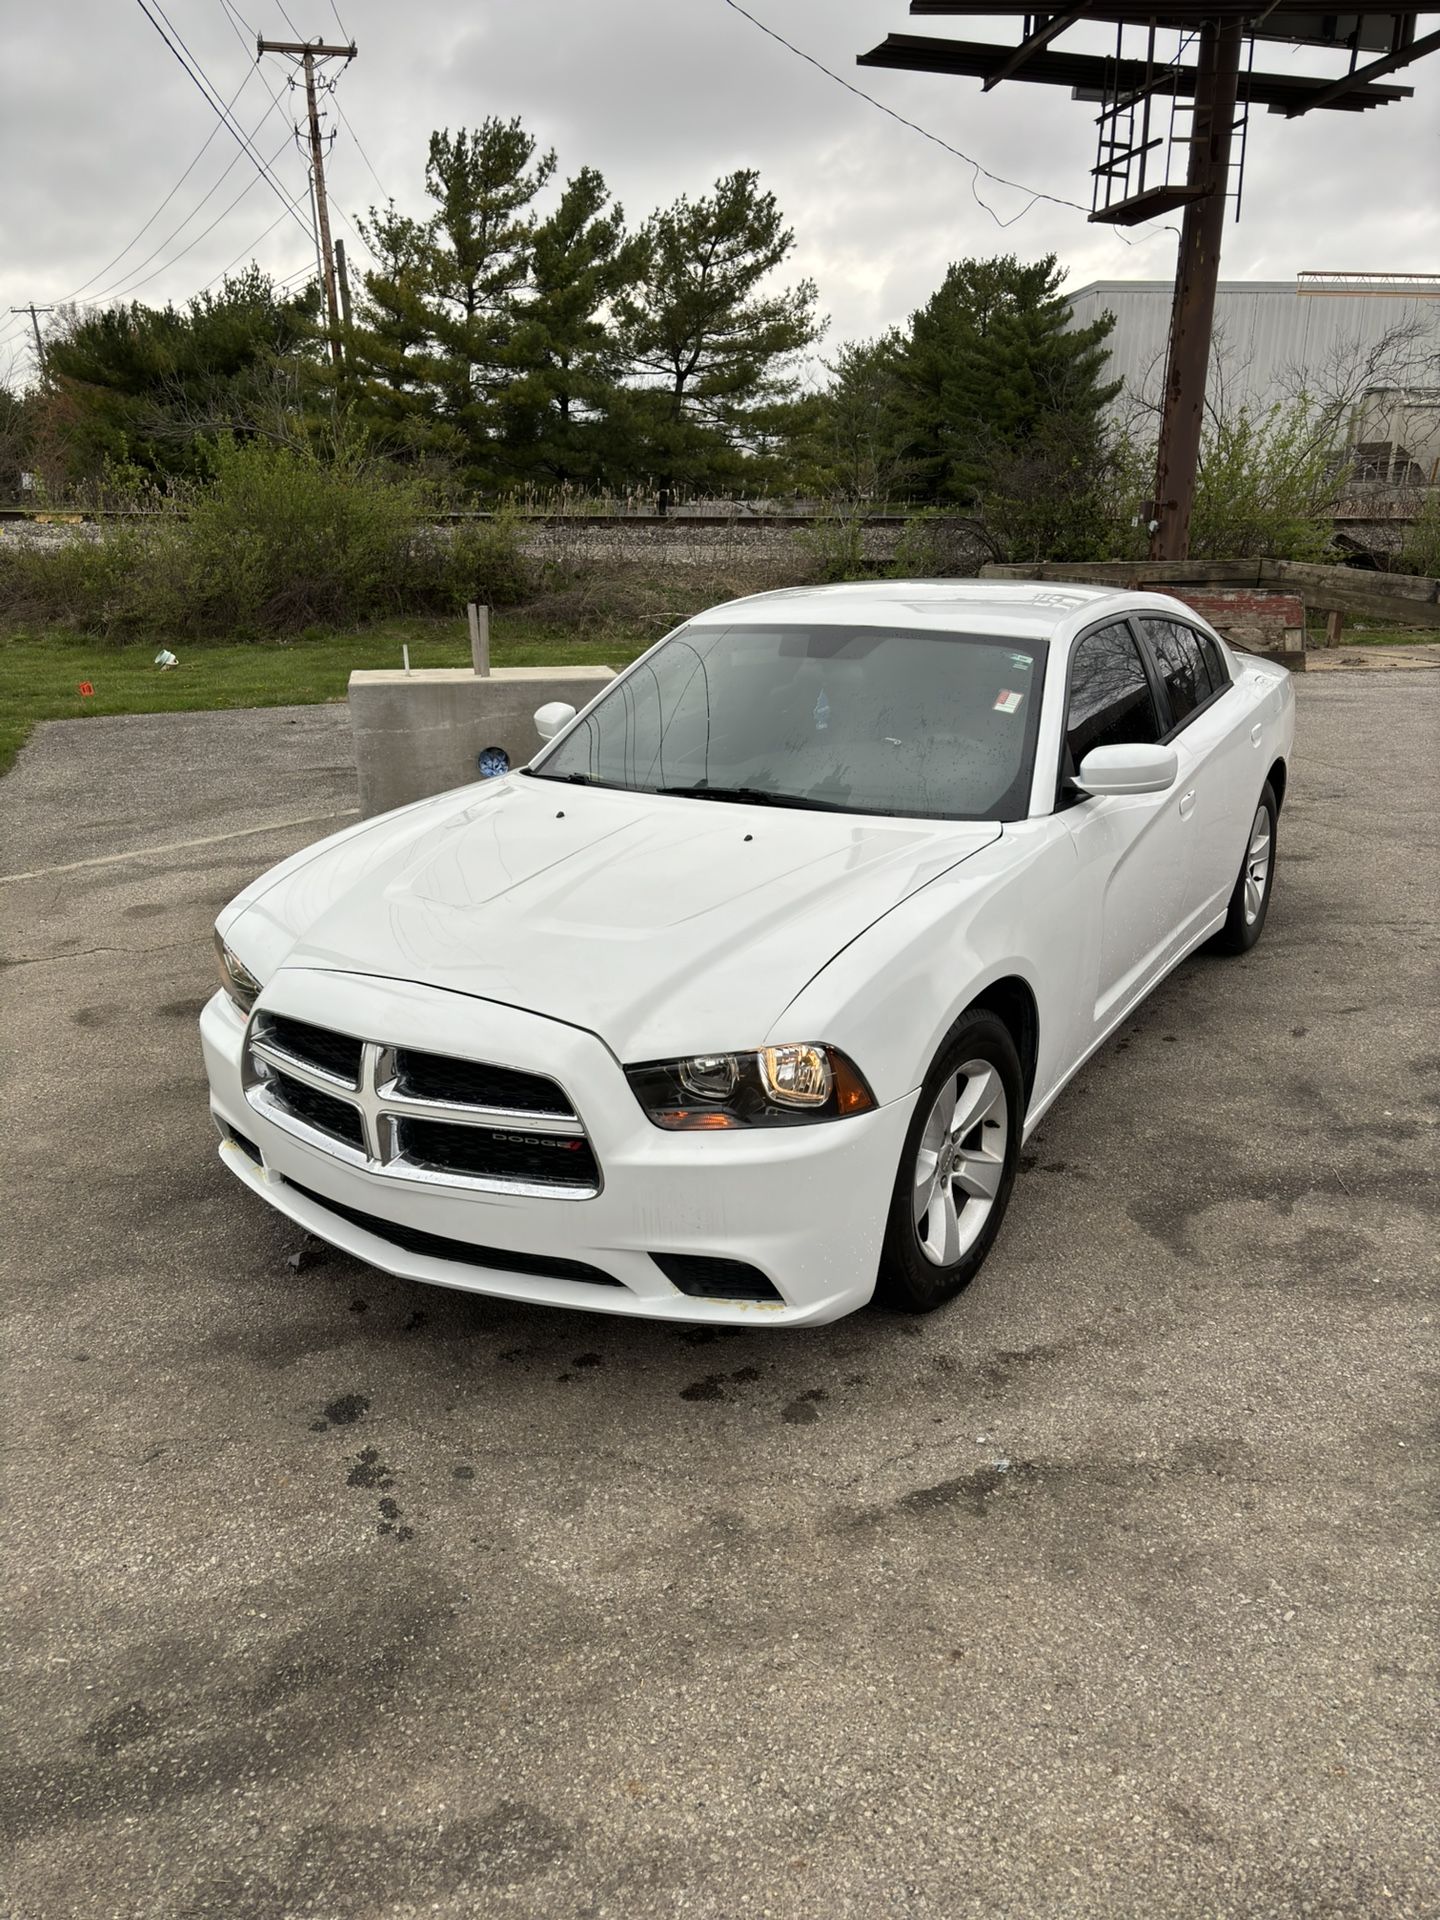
xmin=95 ymin=130 xmax=301 ymax=306
xmin=218 ymin=0 xmax=259 ymax=60
xmin=331 ymin=92 xmax=389 ymax=203
xmin=716 ymin=0 xmax=1151 ymax=236
xmin=80 ymin=92 xmax=290 ymax=308
xmin=198 ymin=183 xmax=318 ymax=294
xmin=132 ymin=0 xmax=311 ymax=241
xmin=62 ymin=64 xmax=259 ymax=303
xmin=328 ymin=0 xmax=352 ymax=41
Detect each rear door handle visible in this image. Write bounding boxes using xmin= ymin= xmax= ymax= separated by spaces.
xmin=1178 ymin=789 xmax=1197 ymax=819
xmin=1250 ymin=722 xmax=1264 ymax=746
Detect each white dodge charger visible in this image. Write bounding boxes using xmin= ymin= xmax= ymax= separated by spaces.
xmin=203 ymin=581 xmax=1295 ymax=1325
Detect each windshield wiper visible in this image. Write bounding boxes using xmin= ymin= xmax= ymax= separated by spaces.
xmin=656 ymin=783 xmax=856 ymax=812
xmin=524 ymin=769 xmax=610 ymax=787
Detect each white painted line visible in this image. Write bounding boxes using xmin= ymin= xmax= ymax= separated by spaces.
xmin=0 ymin=808 xmax=359 ymax=885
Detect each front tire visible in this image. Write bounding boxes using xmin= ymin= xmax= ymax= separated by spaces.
xmin=1210 ymin=781 xmax=1277 ymax=955
xmin=874 ymin=1011 xmax=1023 ymax=1313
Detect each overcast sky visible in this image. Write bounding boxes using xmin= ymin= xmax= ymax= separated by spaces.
xmin=3 ymin=0 xmax=1437 ymax=388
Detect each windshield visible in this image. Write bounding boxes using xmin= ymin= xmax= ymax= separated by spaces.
xmin=529 ymin=622 xmax=1047 ymax=821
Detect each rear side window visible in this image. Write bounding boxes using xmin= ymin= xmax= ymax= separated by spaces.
xmin=1141 ymin=618 xmax=1213 ymax=726
xmin=1196 ymin=629 xmax=1230 ymax=692
xmin=1065 ymin=622 xmax=1164 ymax=770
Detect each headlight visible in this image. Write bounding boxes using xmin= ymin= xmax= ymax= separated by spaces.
xmin=214 ymin=930 xmax=262 ymax=1014
xmin=626 ymin=1044 xmax=875 ymax=1130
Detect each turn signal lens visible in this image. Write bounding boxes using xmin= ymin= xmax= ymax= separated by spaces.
xmin=759 ymin=1044 xmax=832 ymax=1108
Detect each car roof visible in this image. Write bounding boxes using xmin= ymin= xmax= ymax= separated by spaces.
xmin=702 ymin=578 xmax=1143 ymax=641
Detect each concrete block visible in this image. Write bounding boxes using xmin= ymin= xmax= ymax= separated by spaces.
xmin=348 ymin=665 xmax=615 ymax=818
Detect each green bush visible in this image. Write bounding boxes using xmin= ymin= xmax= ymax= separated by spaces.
xmin=433 ymin=509 xmax=533 ymax=612
xmin=799 ymin=511 xmax=869 ymax=582
xmin=175 ymin=439 xmax=426 ymax=635
xmin=0 ymin=439 xmax=536 ymax=638
xmin=1398 ymin=490 xmax=1440 ymax=578
xmin=1188 ymin=401 xmax=1342 ymax=562
xmin=0 ymin=527 xmax=157 ymax=636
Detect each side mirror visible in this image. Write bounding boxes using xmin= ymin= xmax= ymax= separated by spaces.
xmin=533 ymin=701 xmax=577 ymax=742
xmin=1072 ymin=743 xmax=1179 ymax=798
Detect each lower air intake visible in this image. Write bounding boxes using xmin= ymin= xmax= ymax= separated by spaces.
xmin=650 ymin=1252 xmax=784 ymax=1304
xmin=282 ymin=1178 xmax=624 ymax=1288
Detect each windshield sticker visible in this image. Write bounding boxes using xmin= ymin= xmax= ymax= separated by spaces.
xmin=1008 ymin=653 xmax=1032 ymax=671
xmin=993 ymin=689 xmax=1023 ymax=714
xmin=813 ymin=689 xmax=830 ymax=731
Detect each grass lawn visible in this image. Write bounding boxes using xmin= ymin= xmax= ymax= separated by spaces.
xmin=0 ymin=615 xmax=656 ymax=777
xmin=1306 ymin=619 xmax=1440 ymax=648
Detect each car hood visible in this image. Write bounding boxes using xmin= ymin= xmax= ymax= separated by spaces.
xmin=234 ymin=775 xmax=1001 ymax=1059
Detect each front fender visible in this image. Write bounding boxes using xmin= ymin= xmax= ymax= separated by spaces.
xmin=771 ymin=819 xmax=1083 ymax=1115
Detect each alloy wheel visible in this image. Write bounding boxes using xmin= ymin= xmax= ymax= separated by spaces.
xmin=912 ymin=1061 xmax=1008 ymax=1267
xmin=1243 ymin=803 xmax=1272 ymax=925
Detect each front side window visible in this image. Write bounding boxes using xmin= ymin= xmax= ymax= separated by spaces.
xmin=1064 ymin=622 xmax=1163 ymax=773
xmin=529 ymin=623 xmax=1048 ymax=821
xmin=1141 ymin=618 xmax=1214 ymax=728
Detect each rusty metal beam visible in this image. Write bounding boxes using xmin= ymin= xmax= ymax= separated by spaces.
xmin=1283 ymin=22 xmax=1440 ymax=113
xmin=1149 ymin=19 xmax=1244 ymax=562
xmin=982 ymin=8 xmax=1085 ymax=89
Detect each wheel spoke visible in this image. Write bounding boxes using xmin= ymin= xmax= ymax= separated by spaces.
xmin=950 ymin=1063 xmax=1001 ymax=1142
xmin=913 ymin=1145 xmax=940 ymax=1227
xmin=924 ymin=1184 xmax=961 ymax=1265
xmin=954 ymin=1143 xmax=1003 ymax=1201
xmin=921 ymin=1081 xmax=954 ymax=1157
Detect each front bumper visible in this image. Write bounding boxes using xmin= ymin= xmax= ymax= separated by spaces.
xmin=200 ymin=972 xmax=917 ymax=1326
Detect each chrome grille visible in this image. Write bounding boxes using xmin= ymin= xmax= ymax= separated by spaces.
xmin=244 ymin=1013 xmax=599 ymax=1199
xmin=266 ymin=1015 xmax=363 ymax=1086
xmin=270 ymin=1068 xmax=366 ymax=1151
xmin=391 ymin=1047 xmax=573 ymax=1116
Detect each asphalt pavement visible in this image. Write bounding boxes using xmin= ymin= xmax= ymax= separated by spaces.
xmin=2 ymin=679 xmax=1437 ymax=1919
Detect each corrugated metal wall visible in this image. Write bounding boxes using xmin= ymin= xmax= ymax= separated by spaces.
xmin=1068 ymin=278 xmax=1440 ymax=427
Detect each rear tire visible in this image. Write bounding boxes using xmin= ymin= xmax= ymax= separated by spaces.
xmin=874 ymin=1010 xmax=1023 ymax=1314
xmin=1210 ymin=781 xmax=1277 ymax=955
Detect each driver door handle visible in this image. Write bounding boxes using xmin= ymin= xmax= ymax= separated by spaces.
xmin=1178 ymin=788 xmax=1197 ymax=819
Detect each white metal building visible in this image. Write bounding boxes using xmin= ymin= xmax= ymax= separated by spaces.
xmin=1068 ymin=272 xmax=1440 ymax=480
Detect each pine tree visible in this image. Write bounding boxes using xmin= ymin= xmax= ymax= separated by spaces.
xmin=895 ymin=255 xmax=1119 ymax=504
xmin=802 ymin=332 xmax=911 ymax=501
xmin=499 ymin=167 xmax=643 ymax=486
xmin=349 ymin=202 xmax=451 ymax=464
xmin=420 ymin=119 xmax=555 ymax=480
xmin=43 ymin=269 xmax=321 ymax=479
xmin=618 ymin=170 xmax=821 ymax=490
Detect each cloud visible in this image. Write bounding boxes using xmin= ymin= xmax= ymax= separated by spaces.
xmin=2 ymin=0 xmax=1436 ymax=379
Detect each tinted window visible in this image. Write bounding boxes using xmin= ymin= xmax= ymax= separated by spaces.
xmin=1065 ymin=622 xmax=1163 ymax=771
xmin=1142 ymin=618 xmax=1212 ymax=726
xmin=1197 ymin=629 xmax=1229 ymax=692
xmin=531 ymin=623 xmax=1047 ymax=821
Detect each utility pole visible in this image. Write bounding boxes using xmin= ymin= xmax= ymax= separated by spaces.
xmin=256 ymin=33 xmax=355 ymax=367
xmin=334 ymin=237 xmax=353 ymax=331
xmin=10 ymin=304 xmax=53 ymax=376
xmin=1147 ymin=19 xmax=1244 ymax=561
